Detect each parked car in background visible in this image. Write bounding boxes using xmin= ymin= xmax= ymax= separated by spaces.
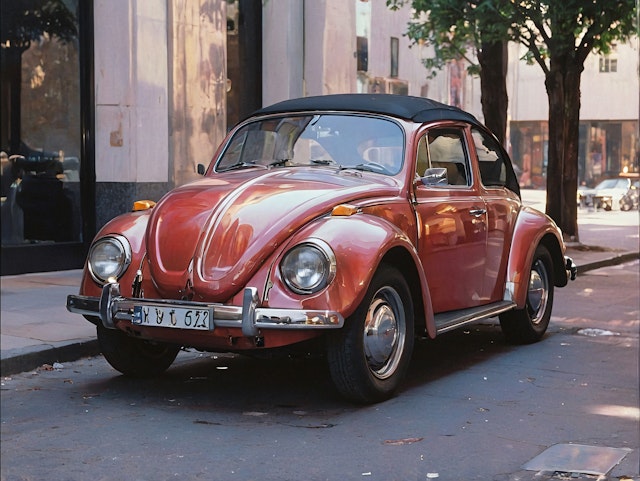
xmin=67 ymin=94 xmax=576 ymax=403
xmin=620 ymin=180 xmax=639 ymax=211
xmin=578 ymin=177 xmax=632 ymax=211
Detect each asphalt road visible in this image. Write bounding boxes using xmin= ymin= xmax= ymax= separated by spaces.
xmin=1 ymin=261 xmax=638 ymax=481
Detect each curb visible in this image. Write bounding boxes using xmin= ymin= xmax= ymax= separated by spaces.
xmin=576 ymin=252 xmax=640 ymax=275
xmin=1 ymin=340 xmax=100 ymax=377
xmin=2 ymin=253 xmax=638 ymax=377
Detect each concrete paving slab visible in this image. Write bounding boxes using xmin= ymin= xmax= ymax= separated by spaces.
xmin=522 ymin=443 xmax=633 ymax=476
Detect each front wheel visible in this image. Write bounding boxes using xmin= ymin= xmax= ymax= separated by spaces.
xmin=97 ymin=325 xmax=180 ymax=377
xmin=500 ymin=245 xmax=554 ymax=344
xmin=326 ymin=265 xmax=414 ymax=404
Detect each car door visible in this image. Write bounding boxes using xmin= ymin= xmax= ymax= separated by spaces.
xmin=469 ymin=127 xmax=520 ymax=302
xmin=412 ymin=126 xmax=488 ymax=313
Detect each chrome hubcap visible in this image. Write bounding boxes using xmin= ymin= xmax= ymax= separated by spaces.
xmin=363 ymin=286 xmax=406 ymax=379
xmin=527 ymin=260 xmax=549 ymax=324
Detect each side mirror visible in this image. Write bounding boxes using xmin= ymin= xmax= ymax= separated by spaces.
xmin=421 ymin=167 xmax=448 ymax=186
xmin=197 ymin=164 xmax=206 ymax=175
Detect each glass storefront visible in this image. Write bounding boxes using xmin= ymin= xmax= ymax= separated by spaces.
xmin=1 ymin=0 xmax=92 ymax=275
xmin=510 ymin=120 xmax=639 ymax=189
xmin=508 ymin=121 xmax=548 ymax=188
xmin=1 ymin=0 xmax=80 ymax=245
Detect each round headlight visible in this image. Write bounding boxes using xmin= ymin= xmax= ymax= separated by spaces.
xmin=280 ymin=240 xmax=336 ymax=294
xmin=88 ymin=235 xmax=132 ymax=284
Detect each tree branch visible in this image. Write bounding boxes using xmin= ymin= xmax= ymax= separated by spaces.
xmin=575 ymin=24 xmax=598 ymax=65
xmin=520 ymin=26 xmax=550 ymax=76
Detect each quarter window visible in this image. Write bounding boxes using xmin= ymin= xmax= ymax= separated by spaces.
xmin=472 ymin=128 xmax=507 ymax=187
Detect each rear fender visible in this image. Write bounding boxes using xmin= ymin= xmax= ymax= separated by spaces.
xmin=505 ymin=207 xmax=567 ymax=308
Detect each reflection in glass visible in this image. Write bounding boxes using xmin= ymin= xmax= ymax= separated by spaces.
xmin=1 ymin=0 xmax=81 ymax=245
xmin=215 ymin=114 xmax=405 ymax=176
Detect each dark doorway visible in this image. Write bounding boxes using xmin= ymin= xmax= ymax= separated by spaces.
xmin=226 ymin=0 xmax=262 ymax=130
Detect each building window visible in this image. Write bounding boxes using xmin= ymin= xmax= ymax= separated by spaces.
xmin=357 ymin=36 xmax=368 ymax=72
xmin=599 ymin=56 xmax=617 ymax=73
xmin=390 ymin=37 xmax=399 ymax=78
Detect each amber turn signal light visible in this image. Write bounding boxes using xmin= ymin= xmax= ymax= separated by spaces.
xmin=132 ymin=200 xmax=157 ymax=211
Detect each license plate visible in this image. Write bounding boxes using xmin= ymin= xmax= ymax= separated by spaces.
xmin=132 ymin=304 xmax=213 ymax=331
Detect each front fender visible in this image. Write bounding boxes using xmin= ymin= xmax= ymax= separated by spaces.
xmin=263 ymin=213 xmax=436 ymax=337
xmin=78 ymin=210 xmax=152 ymax=298
xmin=505 ymin=207 xmax=566 ymax=308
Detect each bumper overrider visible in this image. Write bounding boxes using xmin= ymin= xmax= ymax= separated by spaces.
xmin=565 ymin=256 xmax=578 ymax=281
xmin=66 ymin=281 xmax=344 ymax=337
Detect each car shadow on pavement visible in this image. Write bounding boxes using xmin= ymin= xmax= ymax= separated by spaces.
xmin=81 ymin=349 xmax=346 ymax=412
xmin=403 ymin=321 xmax=516 ymax=389
xmin=76 ymin=320 xmax=521 ymax=412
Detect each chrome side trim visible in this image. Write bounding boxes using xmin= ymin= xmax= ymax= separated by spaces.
xmin=434 ymin=300 xmax=516 ymax=335
xmin=67 ymin=283 xmax=344 ymax=333
xmin=503 ymin=281 xmax=516 ymax=302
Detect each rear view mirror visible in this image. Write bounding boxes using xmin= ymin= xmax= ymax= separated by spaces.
xmin=197 ymin=164 xmax=206 ymax=175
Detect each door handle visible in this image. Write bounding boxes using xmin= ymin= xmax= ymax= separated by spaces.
xmin=469 ymin=207 xmax=486 ymax=217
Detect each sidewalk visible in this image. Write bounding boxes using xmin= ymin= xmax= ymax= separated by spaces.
xmin=1 ymin=189 xmax=639 ymax=377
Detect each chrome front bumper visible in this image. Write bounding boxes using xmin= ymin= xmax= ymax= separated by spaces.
xmin=66 ymin=282 xmax=344 ymax=337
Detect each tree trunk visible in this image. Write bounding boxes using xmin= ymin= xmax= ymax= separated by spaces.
xmin=477 ymin=41 xmax=508 ymax=145
xmin=544 ymin=57 xmax=581 ymax=242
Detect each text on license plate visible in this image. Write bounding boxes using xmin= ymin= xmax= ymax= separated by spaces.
xmin=132 ymin=305 xmax=213 ymax=331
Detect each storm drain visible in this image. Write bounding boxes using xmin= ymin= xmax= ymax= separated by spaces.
xmin=523 ymin=443 xmax=632 ymax=477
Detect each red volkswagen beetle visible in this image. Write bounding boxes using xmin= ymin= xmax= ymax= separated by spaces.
xmin=67 ymin=94 xmax=576 ymax=403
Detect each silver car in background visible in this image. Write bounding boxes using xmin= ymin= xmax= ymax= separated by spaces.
xmin=578 ymin=177 xmax=631 ymax=211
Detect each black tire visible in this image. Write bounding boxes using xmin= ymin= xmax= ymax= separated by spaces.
xmin=326 ymin=265 xmax=414 ymax=404
xmin=97 ymin=325 xmax=180 ymax=377
xmin=500 ymin=245 xmax=554 ymax=344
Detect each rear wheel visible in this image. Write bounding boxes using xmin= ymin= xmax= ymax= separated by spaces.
xmin=327 ymin=265 xmax=414 ymax=404
xmin=97 ymin=325 xmax=180 ymax=377
xmin=500 ymin=245 xmax=554 ymax=344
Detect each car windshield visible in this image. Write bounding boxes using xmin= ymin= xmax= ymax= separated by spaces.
xmin=215 ymin=114 xmax=405 ymax=175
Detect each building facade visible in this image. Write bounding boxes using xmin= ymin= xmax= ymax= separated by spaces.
xmin=1 ymin=0 xmax=637 ymax=274
xmin=507 ymin=40 xmax=639 ymax=188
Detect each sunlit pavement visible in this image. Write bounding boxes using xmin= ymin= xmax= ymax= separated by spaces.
xmin=521 ymin=188 xmax=640 ymax=253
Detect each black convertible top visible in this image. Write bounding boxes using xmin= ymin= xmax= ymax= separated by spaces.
xmin=252 ymin=94 xmax=482 ymax=126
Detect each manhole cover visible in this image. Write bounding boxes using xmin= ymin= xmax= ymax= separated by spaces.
xmin=523 ymin=443 xmax=632 ymax=476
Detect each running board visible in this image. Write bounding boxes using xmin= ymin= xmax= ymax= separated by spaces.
xmin=434 ymin=301 xmax=516 ymax=335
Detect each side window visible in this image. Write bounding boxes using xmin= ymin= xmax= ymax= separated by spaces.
xmin=472 ymin=128 xmax=507 ymax=187
xmin=420 ymin=129 xmax=470 ymax=186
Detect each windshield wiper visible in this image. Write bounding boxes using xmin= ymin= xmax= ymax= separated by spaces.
xmin=219 ymin=160 xmax=267 ymax=172
xmin=351 ymin=162 xmax=390 ymax=174
xmin=267 ymin=158 xmax=290 ymax=168
xmin=311 ymin=158 xmax=338 ymax=166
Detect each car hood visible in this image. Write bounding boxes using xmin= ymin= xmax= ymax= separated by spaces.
xmin=146 ymin=168 xmax=399 ymax=300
